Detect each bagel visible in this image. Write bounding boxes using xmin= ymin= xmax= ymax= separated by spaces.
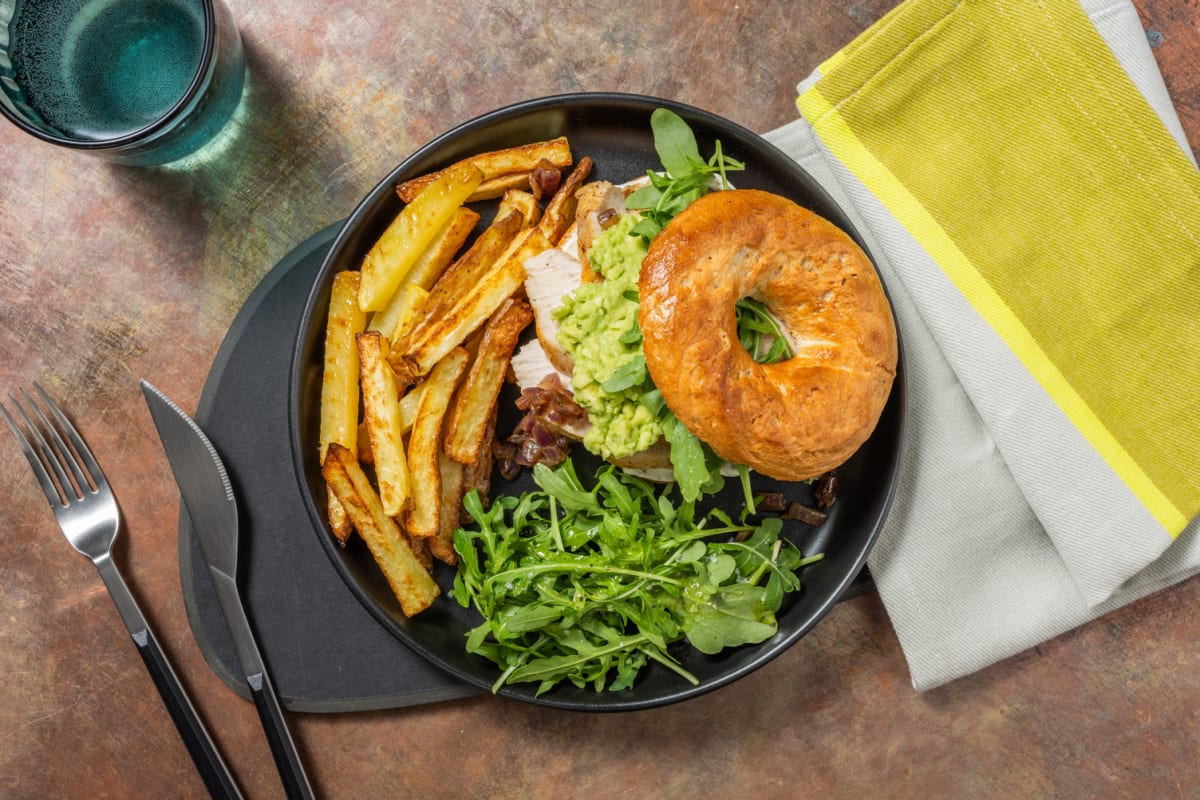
xmin=638 ymin=189 xmax=897 ymax=481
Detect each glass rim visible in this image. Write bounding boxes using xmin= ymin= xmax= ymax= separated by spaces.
xmin=0 ymin=0 xmax=218 ymax=151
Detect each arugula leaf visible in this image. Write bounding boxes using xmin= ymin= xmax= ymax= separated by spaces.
xmin=531 ymin=461 xmax=597 ymax=512
xmin=651 ymin=107 xmax=702 ymax=177
xmin=451 ymin=460 xmax=820 ymax=694
xmin=735 ymin=297 xmax=794 ymax=364
xmin=618 ymin=319 xmax=643 ymax=345
xmin=600 ymin=354 xmax=648 ymax=393
xmin=682 ymin=583 xmax=779 ymax=654
xmin=625 ymin=108 xmax=744 ymax=245
xmin=661 ymin=411 xmax=708 ymax=503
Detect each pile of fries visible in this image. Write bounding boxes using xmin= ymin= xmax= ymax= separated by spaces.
xmin=318 ymin=136 xmax=592 ymax=617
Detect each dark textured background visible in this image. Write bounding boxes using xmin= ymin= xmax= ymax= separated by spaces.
xmin=2 ymin=1 xmax=1198 ymax=797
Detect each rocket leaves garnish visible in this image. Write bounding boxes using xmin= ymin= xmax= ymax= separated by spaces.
xmin=451 ymin=460 xmax=823 ymax=695
xmin=735 ymin=297 xmax=795 ymax=364
xmin=626 ymin=108 xmax=744 ymax=243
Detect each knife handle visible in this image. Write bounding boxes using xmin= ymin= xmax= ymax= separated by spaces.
xmin=249 ymin=670 xmax=315 ymax=800
xmin=133 ymin=626 xmax=245 ymax=800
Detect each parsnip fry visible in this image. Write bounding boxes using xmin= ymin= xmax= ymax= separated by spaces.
xmin=538 ymin=156 xmax=593 ymax=245
xmin=393 ymin=228 xmax=549 ymax=383
xmin=322 ymin=443 xmax=439 ymax=616
xmin=405 ymin=348 xmax=471 ymax=539
xmin=359 ymin=162 xmax=484 ymax=312
xmin=357 ymin=331 xmax=412 ymax=517
xmin=396 ymin=137 xmax=572 ymax=203
xmin=444 ymin=297 xmax=534 ymax=465
xmin=320 ymin=270 xmax=367 ymax=544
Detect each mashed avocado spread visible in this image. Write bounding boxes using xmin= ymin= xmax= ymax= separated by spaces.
xmin=554 ymin=214 xmax=661 ymax=460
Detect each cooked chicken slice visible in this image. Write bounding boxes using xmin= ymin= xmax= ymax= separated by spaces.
xmin=510 ymin=338 xmax=572 ymax=393
xmin=609 ymin=438 xmax=672 ymax=472
xmin=574 ymin=181 xmax=629 ymax=280
xmin=557 ymin=222 xmax=580 ymax=262
xmin=522 ymin=247 xmax=584 ymax=375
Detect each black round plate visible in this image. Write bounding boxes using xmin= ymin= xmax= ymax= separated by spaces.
xmin=289 ymin=93 xmax=906 ymax=711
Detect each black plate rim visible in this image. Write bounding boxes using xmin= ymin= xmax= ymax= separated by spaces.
xmin=287 ymin=91 xmax=906 ymax=711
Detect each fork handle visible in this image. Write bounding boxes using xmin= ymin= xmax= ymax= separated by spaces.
xmin=95 ymin=556 xmax=244 ymax=800
xmin=135 ymin=627 xmax=245 ymax=800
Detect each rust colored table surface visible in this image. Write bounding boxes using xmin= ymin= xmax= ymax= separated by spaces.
xmin=2 ymin=2 xmax=1198 ymax=798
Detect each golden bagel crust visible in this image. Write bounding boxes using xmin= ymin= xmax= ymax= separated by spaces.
xmin=638 ymin=189 xmax=898 ymax=481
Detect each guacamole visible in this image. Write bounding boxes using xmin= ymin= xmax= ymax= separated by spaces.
xmin=554 ymin=214 xmax=662 ymax=460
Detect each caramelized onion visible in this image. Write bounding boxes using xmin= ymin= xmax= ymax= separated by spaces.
xmin=529 ymin=159 xmax=562 ymax=200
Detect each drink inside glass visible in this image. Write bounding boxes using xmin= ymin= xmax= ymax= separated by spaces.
xmin=1 ymin=0 xmax=245 ymax=166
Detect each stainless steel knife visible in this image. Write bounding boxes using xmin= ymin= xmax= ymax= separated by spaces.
xmin=141 ymin=380 xmax=315 ymax=800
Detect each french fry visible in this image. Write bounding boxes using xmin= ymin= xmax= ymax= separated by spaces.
xmin=431 ymin=451 xmax=464 ymax=565
xmin=405 ymin=348 xmax=471 ymax=539
xmin=496 ymin=189 xmax=540 ymax=230
xmin=316 ymin=134 xmax=588 ymax=616
xmin=356 ymin=420 xmax=373 ymax=465
xmin=322 ymin=443 xmax=439 ymax=617
xmin=320 ymin=270 xmax=367 ymax=544
xmin=538 ymin=156 xmax=593 ymax=246
xmin=392 ymin=227 xmax=549 ymax=384
xmin=444 ymin=297 xmax=534 ymax=465
xmin=397 ymin=209 xmax=524 ymax=364
xmin=368 ymin=284 xmax=428 ymax=347
xmin=417 ymin=210 xmax=523 ymax=329
xmin=399 ymin=172 xmax=535 ymax=204
xmin=400 ymin=383 xmax=424 ymax=429
xmin=357 ymin=385 xmax=422 ymax=466
xmin=357 ymin=331 xmax=412 ymax=517
xmin=395 ymin=137 xmax=572 ymax=203
xmin=408 ymin=531 xmax=434 ymax=572
xmin=465 ymin=173 xmax=534 ymax=202
xmin=461 ymin=405 xmax=497 ymax=509
xmin=359 ymin=162 xmax=484 ymax=312
xmin=400 ymin=206 xmax=479 ymax=292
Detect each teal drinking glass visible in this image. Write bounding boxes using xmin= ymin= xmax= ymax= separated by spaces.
xmin=0 ymin=0 xmax=245 ymax=166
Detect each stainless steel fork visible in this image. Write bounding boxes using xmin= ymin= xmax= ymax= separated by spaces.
xmin=2 ymin=384 xmax=244 ymax=800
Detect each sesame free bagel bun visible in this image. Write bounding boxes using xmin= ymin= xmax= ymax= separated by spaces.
xmin=638 ymin=189 xmax=898 ymax=481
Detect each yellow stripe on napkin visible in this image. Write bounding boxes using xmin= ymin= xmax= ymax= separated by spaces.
xmin=799 ymin=0 xmax=1200 ymax=535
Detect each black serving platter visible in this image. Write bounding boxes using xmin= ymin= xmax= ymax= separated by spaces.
xmin=289 ymin=93 xmax=905 ymax=711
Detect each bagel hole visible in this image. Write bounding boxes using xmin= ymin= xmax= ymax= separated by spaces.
xmin=734 ymin=296 xmax=794 ymax=364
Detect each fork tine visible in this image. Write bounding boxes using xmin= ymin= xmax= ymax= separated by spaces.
xmin=31 ymin=383 xmax=105 ymax=494
xmin=0 ymin=396 xmax=67 ymax=506
xmin=18 ymin=386 xmax=88 ymax=501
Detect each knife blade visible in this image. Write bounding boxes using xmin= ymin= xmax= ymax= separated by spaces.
xmin=141 ymin=380 xmax=315 ymax=800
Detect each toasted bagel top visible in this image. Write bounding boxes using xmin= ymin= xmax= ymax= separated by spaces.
xmin=638 ymin=189 xmax=898 ymax=481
